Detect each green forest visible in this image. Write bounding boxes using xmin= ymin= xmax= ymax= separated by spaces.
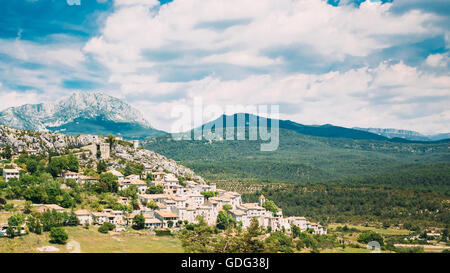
xmin=143 ymin=128 xmax=449 ymax=185
xmin=243 ymin=183 xmax=450 ymax=228
xmin=143 ymin=127 xmax=450 ymax=228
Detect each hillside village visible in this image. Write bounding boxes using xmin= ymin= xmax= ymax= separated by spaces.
xmin=0 ymin=125 xmax=326 ymax=238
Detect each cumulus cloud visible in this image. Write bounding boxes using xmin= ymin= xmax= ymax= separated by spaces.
xmin=85 ymin=0 xmax=437 ymax=70
xmin=0 ymin=90 xmax=41 ymax=111
xmin=80 ymin=0 xmax=449 ymax=134
xmin=0 ymin=39 xmax=86 ymax=68
xmin=0 ymin=0 xmax=449 ymax=135
xmin=425 ymin=53 xmax=450 ymax=67
xmin=125 ymin=61 xmax=449 ymax=134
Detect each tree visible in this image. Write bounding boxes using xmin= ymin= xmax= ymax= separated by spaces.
xmin=105 ymin=222 xmax=116 ymax=231
xmin=222 ymin=204 xmax=232 ymax=212
xmin=61 ymin=192 xmax=74 ymax=208
xmin=2 ymin=145 xmax=12 ymax=160
xmin=200 ymin=191 xmax=219 ymax=200
xmin=178 ymin=222 xmax=218 ymax=253
xmin=49 ymin=227 xmax=68 ymax=244
xmin=146 ymin=200 xmax=158 ymax=210
xmin=6 ymin=226 xmax=15 ymax=238
xmin=68 ymin=211 xmax=80 ymax=226
xmin=298 ymin=232 xmax=318 ymax=250
xmin=25 ymin=157 xmax=38 ymax=175
xmin=7 ymin=214 xmax=25 ymax=238
xmin=47 ymin=156 xmax=68 ymax=177
xmin=35 ymin=219 xmax=42 ymax=234
xmin=97 ymin=160 xmax=108 ymax=174
xmin=216 ymin=211 xmax=233 ymax=230
xmin=106 ymin=134 xmax=116 ymax=150
xmin=357 ymin=231 xmax=384 ymax=246
xmin=146 ymin=173 xmax=154 ymax=181
xmin=67 ymin=153 xmax=79 ymax=172
xmin=23 ymin=201 xmax=33 ymax=214
xmin=168 ymin=220 xmax=174 ymax=228
xmin=98 ymin=222 xmax=115 ymax=233
xmin=146 ymin=185 xmax=164 ymax=194
xmin=234 ymin=218 xmax=266 ymax=253
xmin=124 ymin=162 xmax=144 ymax=176
xmin=98 ymin=225 xmax=109 ymax=234
xmin=4 ymin=203 xmax=14 ymax=211
xmin=291 ymin=224 xmax=301 ymax=238
xmin=8 ymin=214 xmax=25 ymax=228
xmin=265 ymin=231 xmax=294 ymax=253
xmin=133 ymin=215 xmax=145 ymax=230
xmin=96 ymin=173 xmax=119 ymax=193
xmin=26 ymin=216 xmax=37 ymax=233
xmin=124 ymin=164 xmax=133 ymax=177
xmin=262 ymin=200 xmax=278 ymax=214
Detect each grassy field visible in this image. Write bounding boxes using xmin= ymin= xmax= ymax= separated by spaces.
xmin=0 ymin=226 xmax=183 ymax=253
xmin=0 ymin=200 xmax=26 ymax=223
xmin=321 ymin=247 xmax=379 ymax=253
xmin=0 ymin=212 xmax=13 ymax=224
xmin=328 ymin=224 xmax=411 ymax=236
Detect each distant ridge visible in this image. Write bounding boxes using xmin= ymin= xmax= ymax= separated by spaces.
xmin=189 ymin=113 xmax=448 ymax=143
xmin=0 ymin=92 xmax=166 ymax=140
xmin=353 ymin=127 xmax=450 ymax=142
xmin=193 ymin=113 xmax=390 ymax=141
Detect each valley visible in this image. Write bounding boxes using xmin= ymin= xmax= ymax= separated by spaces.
xmin=0 ymin=95 xmax=449 ymax=253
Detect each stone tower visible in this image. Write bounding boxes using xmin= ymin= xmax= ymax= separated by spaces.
xmin=259 ymin=195 xmax=265 ymax=206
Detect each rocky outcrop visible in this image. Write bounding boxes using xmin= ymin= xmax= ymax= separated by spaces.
xmin=0 ymin=124 xmax=204 ymax=183
xmin=0 ymin=92 xmax=151 ymax=131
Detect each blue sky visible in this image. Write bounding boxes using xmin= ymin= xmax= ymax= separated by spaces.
xmin=0 ymin=0 xmax=449 ymax=134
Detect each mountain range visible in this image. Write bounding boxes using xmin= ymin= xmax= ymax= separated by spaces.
xmin=0 ymin=92 xmax=165 ymax=139
xmin=184 ymin=113 xmax=449 ymax=143
xmin=0 ymin=92 xmax=448 ymax=142
xmin=0 ymin=92 xmax=448 ymax=186
xmin=353 ymin=127 xmax=450 ymax=142
xmin=142 ymin=115 xmax=450 ymax=185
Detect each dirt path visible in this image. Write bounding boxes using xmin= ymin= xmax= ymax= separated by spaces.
xmin=67 ymin=240 xmax=81 ymax=253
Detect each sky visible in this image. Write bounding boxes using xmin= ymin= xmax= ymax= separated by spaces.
xmin=0 ymin=0 xmax=449 ymax=134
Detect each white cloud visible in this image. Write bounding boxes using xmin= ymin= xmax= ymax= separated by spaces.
xmin=125 ymin=61 xmax=449 ymax=134
xmin=1 ymin=0 xmax=448 ymax=136
xmin=0 ymin=90 xmax=41 ymax=111
xmin=80 ymin=0 xmax=449 ymax=134
xmin=85 ymin=0 xmax=438 ymax=75
xmin=0 ymin=39 xmax=86 ymax=68
xmin=199 ymin=51 xmax=283 ymax=67
xmin=425 ymin=53 xmax=450 ymax=67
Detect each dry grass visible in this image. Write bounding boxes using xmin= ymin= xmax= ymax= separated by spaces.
xmin=0 ymin=226 xmax=183 ymax=253
xmin=328 ymin=223 xmax=411 ymax=236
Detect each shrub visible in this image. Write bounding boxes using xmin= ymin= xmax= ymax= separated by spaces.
xmin=98 ymin=222 xmax=115 ymax=233
xmin=357 ymin=231 xmax=384 ymax=246
xmin=155 ymin=229 xmax=172 ymax=236
xmin=4 ymin=203 xmax=14 ymax=211
xmin=132 ymin=215 xmax=145 ymax=230
xmin=49 ymin=227 xmax=68 ymax=244
xmin=98 ymin=225 xmax=109 ymax=234
xmin=103 ymin=222 xmax=116 ymax=231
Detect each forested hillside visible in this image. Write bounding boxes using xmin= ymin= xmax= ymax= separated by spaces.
xmin=143 ymin=124 xmax=450 ymax=227
xmin=211 ymin=181 xmax=450 ymax=228
xmin=143 ymin=128 xmax=450 ymax=186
